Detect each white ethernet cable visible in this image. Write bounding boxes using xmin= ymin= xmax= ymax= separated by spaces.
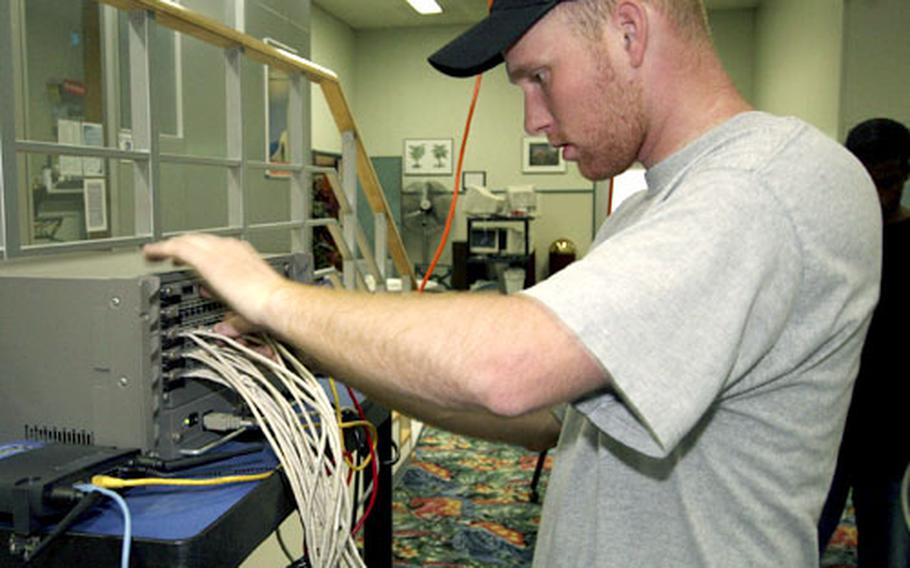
xmin=180 ymin=330 xmax=365 ymax=568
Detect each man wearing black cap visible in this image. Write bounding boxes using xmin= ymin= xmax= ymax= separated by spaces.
xmin=146 ymin=0 xmax=882 ymax=565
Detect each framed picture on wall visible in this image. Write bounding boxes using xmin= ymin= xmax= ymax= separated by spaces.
xmin=522 ymin=136 xmax=566 ymax=173
xmin=403 ymin=138 xmax=453 ymax=176
xmin=462 ymin=170 xmax=486 ymax=190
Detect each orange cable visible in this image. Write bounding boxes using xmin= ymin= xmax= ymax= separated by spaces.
xmin=418 ymin=74 xmax=484 ymax=292
xmin=418 ymin=0 xmax=494 ymax=293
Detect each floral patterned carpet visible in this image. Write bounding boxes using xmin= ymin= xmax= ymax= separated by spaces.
xmin=392 ymin=427 xmax=550 ymax=566
xmin=392 ymin=426 xmax=858 ymax=567
xmin=821 ymin=500 xmax=858 ymax=568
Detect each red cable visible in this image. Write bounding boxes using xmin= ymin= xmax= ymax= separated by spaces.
xmin=346 ymin=384 xmax=379 ymax=536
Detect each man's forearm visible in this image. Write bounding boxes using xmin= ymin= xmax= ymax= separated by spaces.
xmin=276 ymin=313 xmax=562 ymax=451
xmin=425 ymin=407 xmax=561 ymax=452
xmin=342 ymin=377 xmax=561 ymax=451
xmin=263 ymin=283 xmax=522 ymax=413
xmin=262 ymin=281 xmax=604 ymax=419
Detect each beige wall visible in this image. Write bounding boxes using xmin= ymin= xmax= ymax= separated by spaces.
xmin=343 ymin=10 xmax=758 ymax=191
xmin=753 ymin=0 xmax=845 ymax=138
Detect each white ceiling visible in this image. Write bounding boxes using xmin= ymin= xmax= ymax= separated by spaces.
xmin=313 ymin=0 xmax=762 ymax=30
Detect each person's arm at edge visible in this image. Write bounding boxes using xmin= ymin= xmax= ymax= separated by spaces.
xmin=143 ymin=235 xmax=605 ymax=438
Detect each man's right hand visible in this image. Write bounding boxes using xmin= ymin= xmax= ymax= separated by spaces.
xmin=143 ymin=233 xmax=291 ymax=331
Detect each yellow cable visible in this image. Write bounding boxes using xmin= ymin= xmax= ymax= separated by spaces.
xmin=340 ymin=420 xmax=379 ymax=451
xmin=91 ymin=470 xmax=273 ymax=489
xmin=329 ymin=377 xmax=345 ymax=436
xmin=329 ymin=377 xmax=377 ymax=471
xmin=339 ymin=419 xmax=379 ymax=472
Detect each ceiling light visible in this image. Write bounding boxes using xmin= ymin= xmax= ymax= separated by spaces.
xmin=406 ymin=0 xmax=443 ymax=15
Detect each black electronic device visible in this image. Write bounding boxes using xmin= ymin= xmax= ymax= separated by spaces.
xmin=0 ymin=442 xmax=138 ymax=535
xmin=0 ymin=250 xmax=312 ymax=460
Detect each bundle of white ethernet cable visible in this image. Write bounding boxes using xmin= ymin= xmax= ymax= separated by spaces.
xmin=179 ymin=329 xmax=364 ymax=568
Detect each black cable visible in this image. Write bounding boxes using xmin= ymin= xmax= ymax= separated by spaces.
xmin=350 ymin=459 xmax=361 ymax=532
xmin=383 ymin=440 xmax=400 ymax=467
xmin=25 ymin=491 xmax=102 ymax=564
xmin=275 ymin=525 xmax=296 ymax=564
xmin=120 ymin=446 xmax=263 ymax=476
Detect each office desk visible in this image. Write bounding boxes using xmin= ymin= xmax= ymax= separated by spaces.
xmin=0 ymin=400 xmax=392 ymax=567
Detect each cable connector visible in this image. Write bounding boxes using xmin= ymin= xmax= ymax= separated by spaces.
xmin=202 ymin=411 xmax=255 ymax=432
xmin=47 ymin=485 xmax=89 ymax=504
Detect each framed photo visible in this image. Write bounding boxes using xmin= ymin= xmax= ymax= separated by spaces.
xmin=462 ymin=170 xmax=486 ymax=190
xmin=522 ymin=136 xmax=566 ymax=174
xmin=403 ymin=138 xmax=453 ymax=176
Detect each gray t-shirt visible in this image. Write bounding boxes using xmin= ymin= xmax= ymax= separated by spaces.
xmin=524 ymin=112 xmax=881 ymax=566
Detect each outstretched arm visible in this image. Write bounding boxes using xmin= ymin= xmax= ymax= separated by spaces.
xmin=144 ymin=234 xmax=605 ymax=443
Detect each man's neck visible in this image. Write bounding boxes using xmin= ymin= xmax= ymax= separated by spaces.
xmin=638 ymin=46 xmax=752 ymax=168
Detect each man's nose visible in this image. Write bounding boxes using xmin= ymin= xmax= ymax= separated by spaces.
xmin=524 ymin=92 xmax=553 ymax=136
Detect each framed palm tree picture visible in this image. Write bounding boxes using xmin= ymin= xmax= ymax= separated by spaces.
xmin=403 ymin=138 xmax=453 ymax=176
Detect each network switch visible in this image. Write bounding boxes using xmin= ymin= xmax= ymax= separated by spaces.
xmin=0 ymin=249 xmax=311 ymax=459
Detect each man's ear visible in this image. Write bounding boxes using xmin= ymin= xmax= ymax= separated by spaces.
xmin=614 ymin=1 xmax=648 ymax=68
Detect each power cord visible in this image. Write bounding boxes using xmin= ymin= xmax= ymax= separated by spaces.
xmin=24 ymin=491 xmax=102 ymax=564
xmin=276 ymin=524 xmax=297 ymax=564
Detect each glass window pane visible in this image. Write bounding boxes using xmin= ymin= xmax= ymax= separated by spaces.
xmin=22 ymin=1 xmax=106 ymax=145
xmin=160 ymin=162 xmax=230 ymax=232
xmin=169 ymin=34 xmax=227 ymax=158
xmin=266 ymin=66 xmax=292 ymax=163
xmin=20 ymin=152 xmax=140 ymax=245
xmin=248 ymin=230 xmax=293 ymax=256
xmin=118 ymin=11 xmax=181 ymax=137
xmin=262 ymin=37 xmax=298 ymax=164
xmin=245 ymin=169 xmax=292 ymax=226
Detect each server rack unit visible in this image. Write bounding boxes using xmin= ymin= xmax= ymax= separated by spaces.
xmin=0 ymin=250 xmax=311 ymax=459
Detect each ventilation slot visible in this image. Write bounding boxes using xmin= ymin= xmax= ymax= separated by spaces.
xmin=24 ymin=425 xmax=95 ymax=446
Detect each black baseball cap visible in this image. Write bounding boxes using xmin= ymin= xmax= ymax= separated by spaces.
xmin=428 ymin=0 xmax=563 ymax=78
